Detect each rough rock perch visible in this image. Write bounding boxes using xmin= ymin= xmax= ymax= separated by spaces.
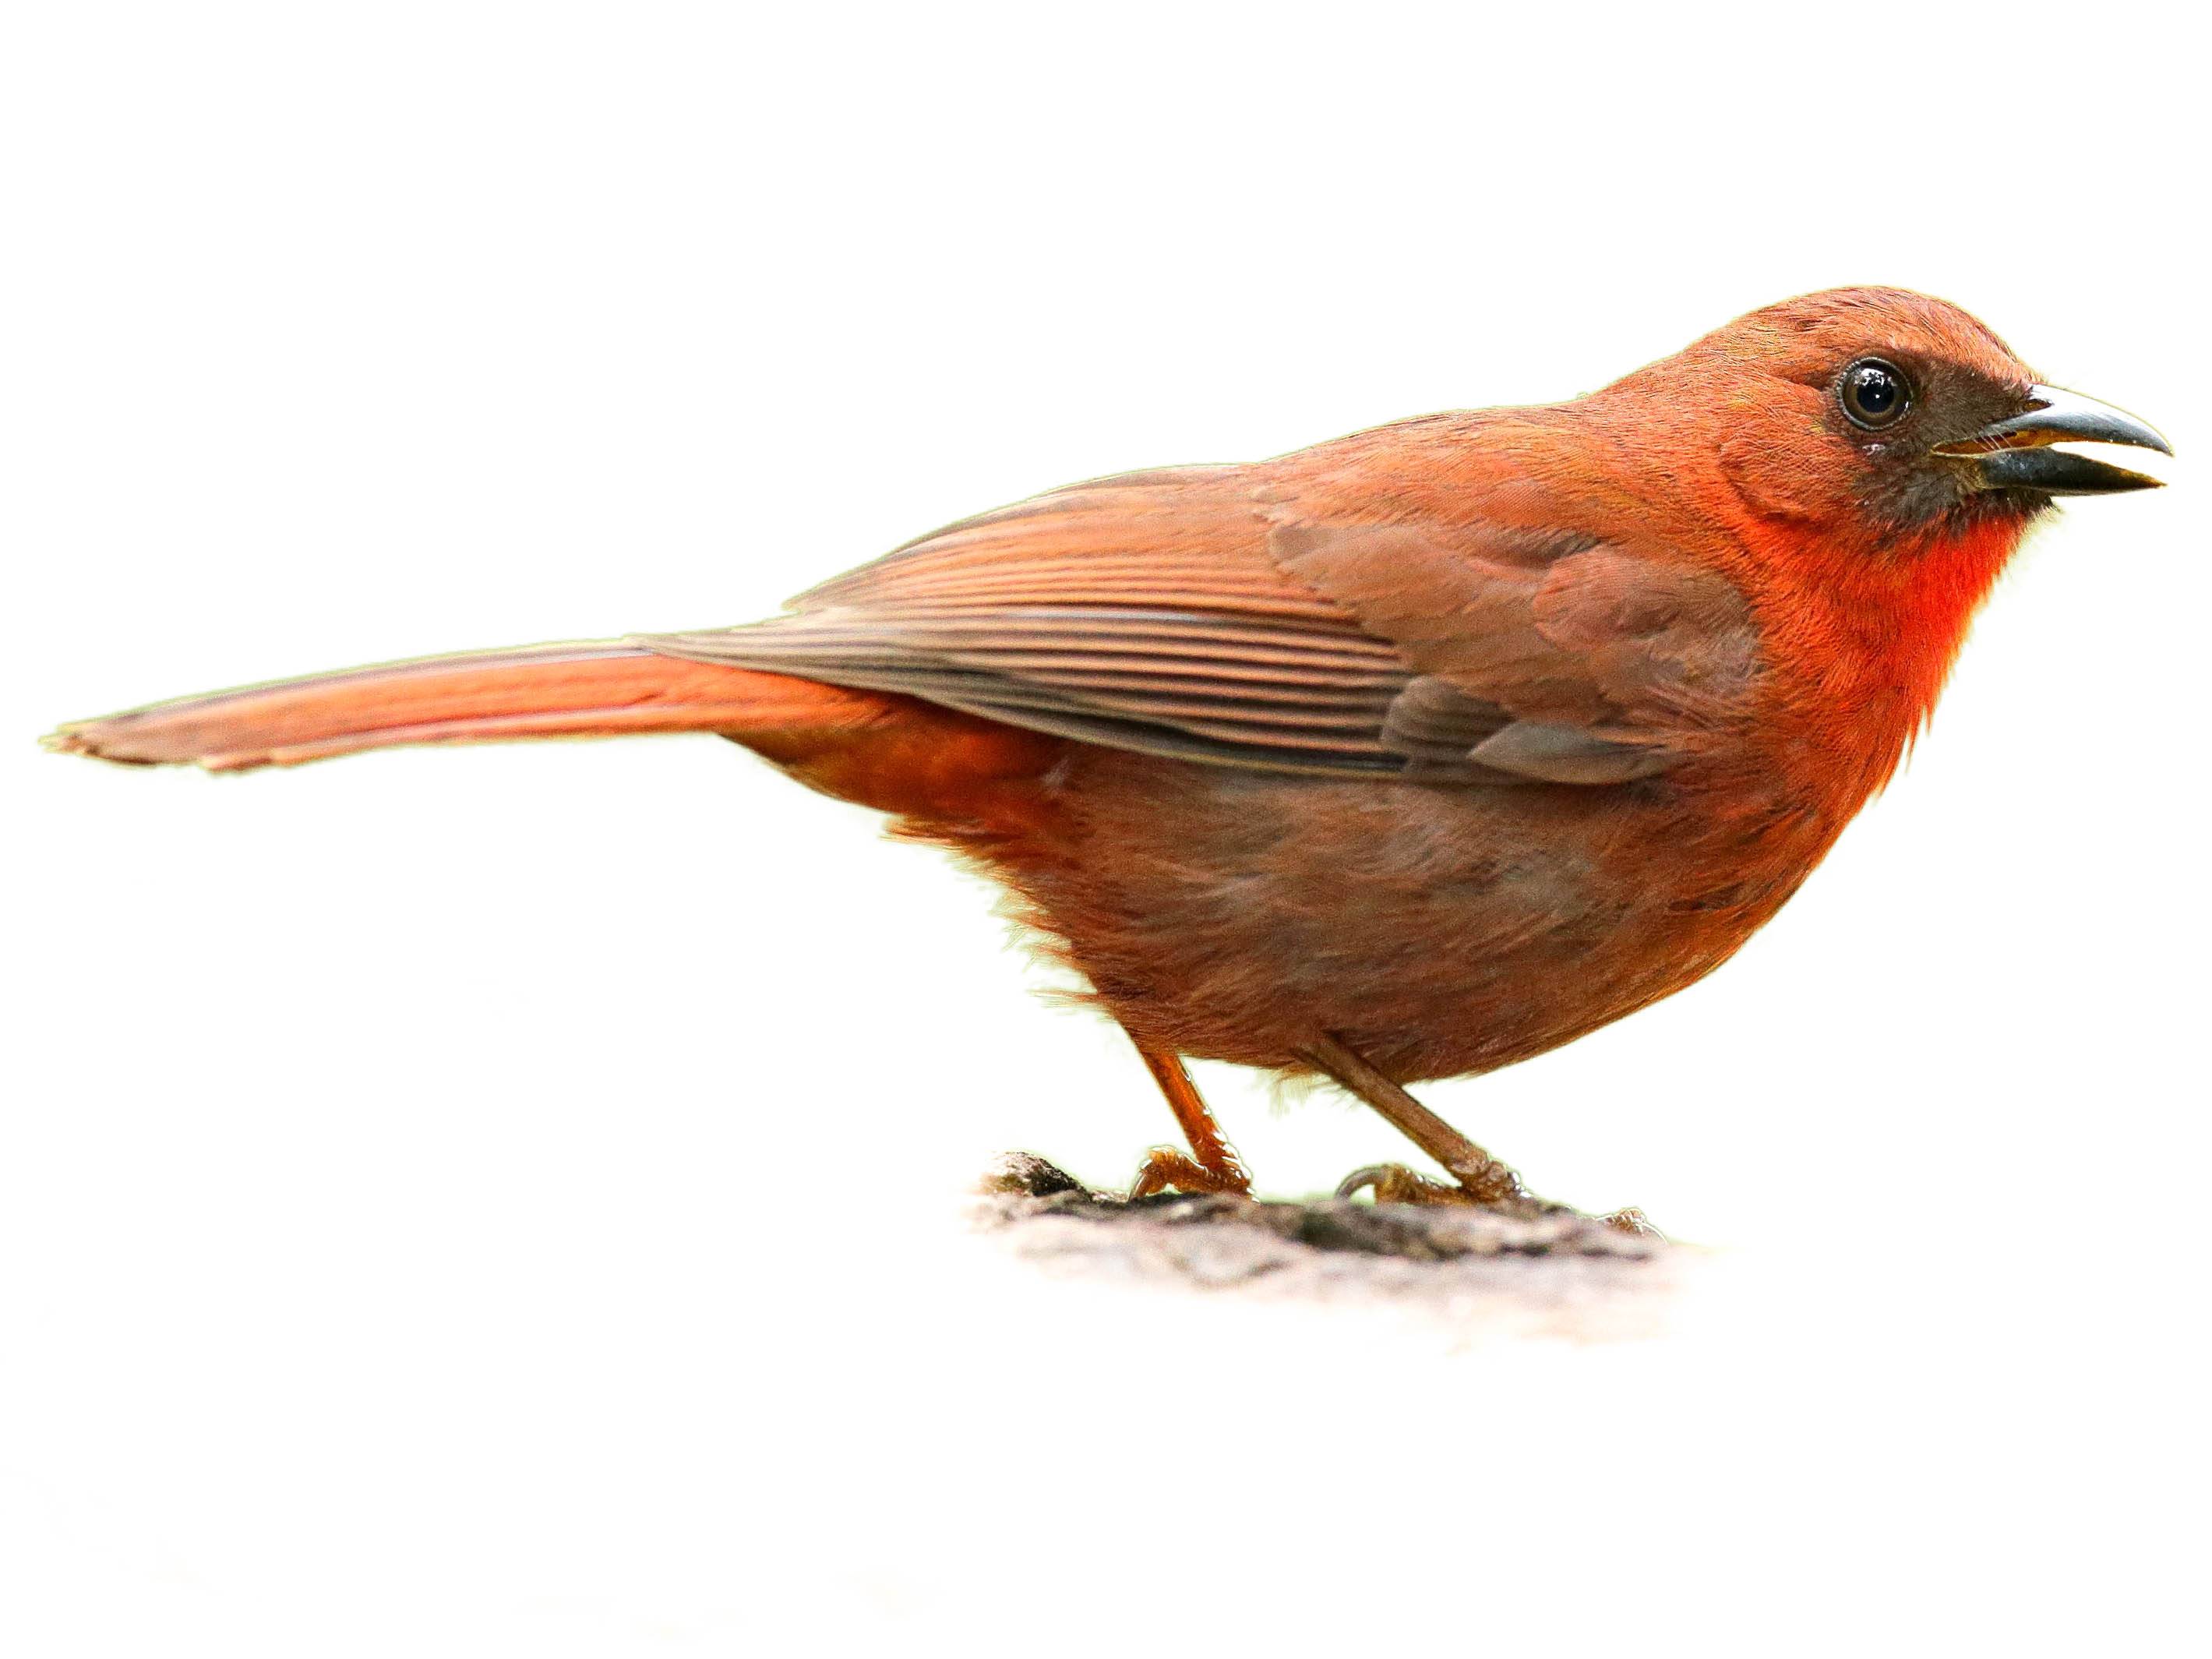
xmin=972 ymin=1154 xmax=1685 ymax=1340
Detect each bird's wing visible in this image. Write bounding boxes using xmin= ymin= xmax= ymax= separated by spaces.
xmin=635 ymin=461 xmax=1759 ymax=784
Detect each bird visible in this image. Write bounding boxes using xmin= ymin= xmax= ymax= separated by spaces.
xmin=44 ymin=287 xmax=2169 ymax=1222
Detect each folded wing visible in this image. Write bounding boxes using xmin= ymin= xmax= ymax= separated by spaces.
xmin=636 ymin=459 xmax=1759 ymax=785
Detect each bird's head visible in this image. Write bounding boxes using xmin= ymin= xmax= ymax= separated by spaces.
xmin=1603 ymin=286 xmax=2168 ymax=543
xmin=1583 ymin=287 xmax=2170 ymax=757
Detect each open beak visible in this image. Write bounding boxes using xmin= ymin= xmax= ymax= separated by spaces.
xmin=1941 ymin=384 xmax=2172 ymax=496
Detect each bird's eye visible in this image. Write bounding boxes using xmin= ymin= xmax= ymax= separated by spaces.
xmin=1838 ymin=358 xmax=1912 ymax=429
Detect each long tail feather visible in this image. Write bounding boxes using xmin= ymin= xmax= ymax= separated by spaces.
xmin=43 ymin=641 xmax=852 ymax=772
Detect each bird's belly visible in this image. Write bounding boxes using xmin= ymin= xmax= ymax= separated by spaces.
xmin=979 ymin=749 xmax=1815 ymax=1082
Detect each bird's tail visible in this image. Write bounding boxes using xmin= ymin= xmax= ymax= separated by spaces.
xmin=43 ymin=641 xmax=870 ymax=773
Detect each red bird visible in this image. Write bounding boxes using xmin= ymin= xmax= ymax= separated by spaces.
xmin=47 ymin=288 xmax=2168 ymax=1219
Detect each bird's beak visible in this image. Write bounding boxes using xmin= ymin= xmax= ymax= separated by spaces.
xmin=1940 ymin=385 xmax=2172 ymax=496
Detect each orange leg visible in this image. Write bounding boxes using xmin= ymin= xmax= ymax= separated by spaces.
xmin=1301 ymin=1032 xmax=1659 ymax=1235
xmin=1300 ymin=1032 xmax=1526 ymax=1204
xmin=1124 ymin=1041 xmax=1253 ymax=1200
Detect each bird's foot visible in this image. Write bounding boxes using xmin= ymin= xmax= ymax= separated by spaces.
xmin=1334 ymin=1162 xmax=1657 ymax=1237
xmin=1126 ymin=1145 xmax=1254 ymax=1201
xmin=1335 ymin=1157 xmax=1527 ymax=1208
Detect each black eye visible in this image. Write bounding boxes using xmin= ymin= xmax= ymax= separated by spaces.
xmin=1838 ymin=358 xmax=1912 ymax=429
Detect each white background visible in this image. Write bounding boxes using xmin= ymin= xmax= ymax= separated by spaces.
xmin=3 ymin=4 xmax=2204 ymax=1653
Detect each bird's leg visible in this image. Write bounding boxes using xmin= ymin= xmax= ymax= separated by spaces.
xmin=1124 ymin=1041 xmax=1253 ymax=1200
xmin=1304 ymin=1035 xmax=1656 ymax=1234
xmin=1300 ymin=1032 xmax=1532 ymax=1206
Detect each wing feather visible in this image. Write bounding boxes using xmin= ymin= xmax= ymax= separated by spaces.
xmin=636 ymin=458 xmax=1759 ymax=782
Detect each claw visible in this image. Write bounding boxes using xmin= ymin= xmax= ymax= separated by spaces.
xmin=1333 ymin=1164 xmax=1392 ymax=1202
